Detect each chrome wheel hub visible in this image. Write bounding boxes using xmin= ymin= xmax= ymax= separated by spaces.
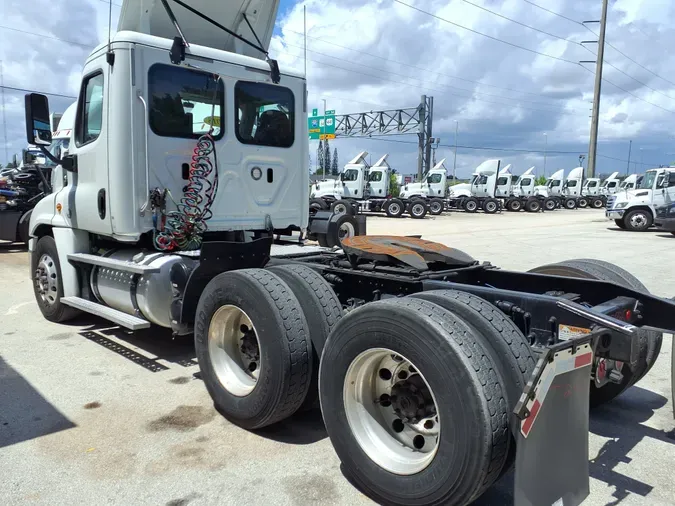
xmin=630 ymin=213 xmax=647 ymax=228
xmin=208 ymin=305 xmax=261 ymax=397
xmin=343 ymin=348 xmax=440 ymax=475
xmin=35 ymin=254 xmax=58 ymax=305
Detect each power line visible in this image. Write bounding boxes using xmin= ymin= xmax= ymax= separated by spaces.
xmin=0 ymin=85 xmax=76 ymax=100
xmin=0 ymin=25 xmax=95 ymax=49
xmin=392 ymin=0 xmax=579 ymax=65
xmin=577 ymin=65 xmax=675 ymax=114
xmin=520 ymin=0 xmax=582 ymax=25
xmin=461 ymin=0 xmax=577 ymax=44
xmin=282 ymin=42 xmax=574 ymax=111
xmin=283 ymin=50 xmax=590 ymax=116
xmin=284 ymin=28 xmax=566 ymax=103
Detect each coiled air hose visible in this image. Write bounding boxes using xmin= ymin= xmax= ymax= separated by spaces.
xmin=153 ymin=133 xmax=219 ymax=251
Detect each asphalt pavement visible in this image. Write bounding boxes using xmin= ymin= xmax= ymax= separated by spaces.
xmin=1 ymin=208 xmax=674 ymax=506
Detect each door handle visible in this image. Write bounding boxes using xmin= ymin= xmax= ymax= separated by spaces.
xmin=97 ymin=189 xmax=106 ymax=219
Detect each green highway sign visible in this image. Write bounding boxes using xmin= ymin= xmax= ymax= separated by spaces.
xmin=312 ymin=108 xmax=318 ymax=116
xmin=308 ymin=110 xmax=336 ymax=140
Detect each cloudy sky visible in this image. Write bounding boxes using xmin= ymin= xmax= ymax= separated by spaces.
xmin=1 ymin=0 xmax=674 ymax=178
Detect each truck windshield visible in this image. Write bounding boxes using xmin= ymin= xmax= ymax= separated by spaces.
xmin=369 ymin=171 xmax=383 ymax=182
xmin=546 ymin=179 xmax=560 ymax=187
xmin=585 ymin=180 xmax=597 ymax=187
xmin=639 ymin=171 xmax=657 ymax=189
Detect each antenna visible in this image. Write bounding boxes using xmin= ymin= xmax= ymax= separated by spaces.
xmin=106 ymin=0 xmax=114 ymax=65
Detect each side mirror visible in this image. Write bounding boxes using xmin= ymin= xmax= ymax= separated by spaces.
xmin=22 ymin=149 xmax=37 ymax=166
xmin=25 ymin=93 xmax=52 ymax=146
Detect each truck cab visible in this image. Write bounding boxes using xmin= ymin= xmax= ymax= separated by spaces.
xmin=312 ymin=151 xmax=368 ymax=201
xmin=364 ymin=154 xmax=391 ymax=198
xmin=512 ymin=167 xmax=535 ymax=197
xmin=534 ymin=168 xmax=564 ymax=198
xmin=561 ymin=167 xmax=583 ymax=197
xmin=582 ymin=178 xmax=601 ymax=196
xmin=606 ymin=167 xmax=675 ymax=231
xmin=619 ymin=174 xmax=641 ymax=191
xmin=399 ymin=158 xmax=447 ymax=199
xmin=600 ymin=171 xmax=620 ymax=196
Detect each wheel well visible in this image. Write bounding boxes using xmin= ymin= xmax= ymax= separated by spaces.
xmin=33 ymin=224 xmax=53 ymax=239
xmin=626 ymin=206 xmax=653 ymax=217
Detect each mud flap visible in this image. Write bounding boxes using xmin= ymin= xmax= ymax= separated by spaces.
xmin=513 ymin=337 xmax=595 ymax=506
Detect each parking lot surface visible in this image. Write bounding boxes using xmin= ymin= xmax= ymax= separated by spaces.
xmin=1 ymin=209 xmax=674 ymax=506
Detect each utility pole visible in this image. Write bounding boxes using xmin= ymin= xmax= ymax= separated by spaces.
xmin=626 ymin=140 xmax=632 ymax=175
xmin=452 ymin=120 xmax=458 ymax=183
xmin=303 ymin=6 xmax=307 ymax=78
xmin=582 ymin=0 xmax=609 ymax=179
xmin=543 ymin=132 xmax=548 ymax=177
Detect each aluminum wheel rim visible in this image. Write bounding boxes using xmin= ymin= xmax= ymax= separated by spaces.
xmin=334 ymin=203 xmax=348 ymax=215
xmin=35 ymin=253 xmax=58 ymax=305
xmin=465 ymin=201 xmax=477 ymax=211
xmin=565 ymin=200 xmax=575 ymax=209
xmin=430 ymin=202 xmax=442 ymax=213
xmin=388 ymin=203 xmax=401 ymax=215
xmin=338 ymin=222 xmax=356 ymax=243
xmin=486 ymin=202 xmax=497 ymax=212
xmin=412 ymin=203 xmax=425 ymax=216
xmin=208 ymin=305 xmax=261 ymax=397
xmin=630 ymin=213 xmax=648 ymax=229
xmin=510 ymin=201 xmax=521 ymax=211
xmin=343 ymin=348 xmax=440 ymax=475
xmin=546 ymin=200 xmax=555 ymax=210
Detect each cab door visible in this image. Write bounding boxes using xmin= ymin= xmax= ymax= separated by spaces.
xmin=57 ymin=64 xmax=111 ymax=235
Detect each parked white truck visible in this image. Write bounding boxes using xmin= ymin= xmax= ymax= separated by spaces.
xmin=311 ymin=152 xmax=429 ymax=219
xmin=398 ymin=158 xmax=448 ymax=215
xmin=606 ymin=167 xmax=675 ymax=231
xmin=21 ymin=1 xmax=675 ymax=505
xmin=535 ymin=168 xmax=604 ymax=209
xmin=619 ymin=174 xmax=641 ymax=191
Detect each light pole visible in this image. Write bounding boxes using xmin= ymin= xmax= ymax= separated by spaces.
xmin=639 ymin=147 xmax=644 ymax=169
xmin=452 ymin=120 xmax=458 ymax=183
xmin=543 ymin=132 xmax=548 ymax=177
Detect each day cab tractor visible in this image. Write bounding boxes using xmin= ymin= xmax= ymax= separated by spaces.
xmin=606 ymin=167 xmax=675 ymax=231
xmin=22 ymin=1 xmax=675 ymax=505
xmin=534 ymin=167 xmax=604 ymax=210
xmin=398 ymin=158 xmax=448 ymax=215
xmin=311 ymin=151 xmax=429 ymax=219
xmin=503 ymin=166 xmax=559 ymax=213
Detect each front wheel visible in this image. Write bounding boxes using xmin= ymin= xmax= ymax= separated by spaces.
xmin=507 ymin=199 xmax=522 ymax=212
xmin=429 ymin=198 xmax=444 ymax=215
xmin=564 ymin=198 xmax=577 ymax=210
xmin=32 ymin=235 xmax=79 ymax=323
xmin=624 ymin=209 xmax=653 ymax=231
xmin=615 ymin=219 xmax=627 ymax=230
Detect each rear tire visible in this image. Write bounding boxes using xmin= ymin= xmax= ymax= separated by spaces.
xmin=326 ymin=214 xmax=359 ymax=248
xmin=429 ymin=198 xmax=444 ymax=215
xmin=525 ymin=197 xmax=541 ymax=213
xmin=268 ymin=264 xmax=343 ymax=410
xmin=482 ymin=198 xmax=499 ymax=214
xmin=591 ymin=198 xmax=604 ymax=209
xmin=578 ymin=197 xmax=589 ymax=208
xmin=195 ymin=269 xmax=312 ymax=429
xmin=18 ymin=211 xmax=31 ymax=244
xmin=385 ymin=198 xmax=405 ymax=218
xmin=463 ymin=197 xmax=479 ymax=213
xmin=319 ymin=297 xmax=509 ymax=505
xmin=32 ymin=235 xmax=80 ymax=323
xmin=507 ymin=199 xmax=522 ymax=212
xmin=527 ymin=259 xmax=657 ymax=406
xmin=564 ymin=198 xmax=576 ymax=210
xmin=330 ymin=200 xmax=352 ymax=216
xmin=310 ymin=198 xmax=328 ymax=213
xmin=409 ymin=199 xmax=428 ymax=219
xmin=544 ymin=198 xmax=556 ymax=211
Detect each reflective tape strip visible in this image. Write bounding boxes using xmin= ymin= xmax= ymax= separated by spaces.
xmin=521 ymin=344 xmax=593 ymax=438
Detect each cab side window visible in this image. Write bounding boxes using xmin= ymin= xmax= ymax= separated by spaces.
xmin=567 ymin=180 xmax=578 ymax=188
xmin=521 ymin=178 xmax=532 ymax=186
xmin=235 ymin=81 xmax=294 ymax=148
xmin=428 ymin=174 xmax=442 ymax=184
xmin=77 ymin=72 xmax=104 ymax=146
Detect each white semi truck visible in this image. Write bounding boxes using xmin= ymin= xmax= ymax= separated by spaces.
xmin=22 ymin=1 xmax=674 ymax=505
xmin=311 ymin=152 xmax=429 ymax=219
xmin=606 ymin=167 xmax=675 ymax=231
xmin=619 ymin=174 xmax=642 ymax=191
xmin=535 ymin=168 xmax=605 ymax=209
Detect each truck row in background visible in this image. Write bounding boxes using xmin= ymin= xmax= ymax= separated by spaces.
xmin=309 ymin=151 xmax=653 ymax=222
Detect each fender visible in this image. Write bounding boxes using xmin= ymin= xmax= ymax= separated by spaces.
xmin=50 ymin=228 xmax=90 ymax=298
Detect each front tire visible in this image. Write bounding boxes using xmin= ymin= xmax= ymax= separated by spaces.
xmin=429 ymin=198 xmax=444 ymax=215
xmin=623 ymin=209 xmax=653 ymax=231
xmin=195 ymin=269 xmax=312 ymax=429
xmin=319 ymin=297 xmax=509 ymax=505
xmin=32 ymin=235 xmax=79 ymax=323
xmin=564 ymin=198 xmax=577 ymax=210
xmin=615 ymin=219 xmax=627 ymax=230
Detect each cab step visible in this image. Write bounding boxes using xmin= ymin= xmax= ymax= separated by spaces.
xmin=61 ymin=296 xmax=151 ymax=330
xmin=67 ymin=253 xmax=161 ymax=274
